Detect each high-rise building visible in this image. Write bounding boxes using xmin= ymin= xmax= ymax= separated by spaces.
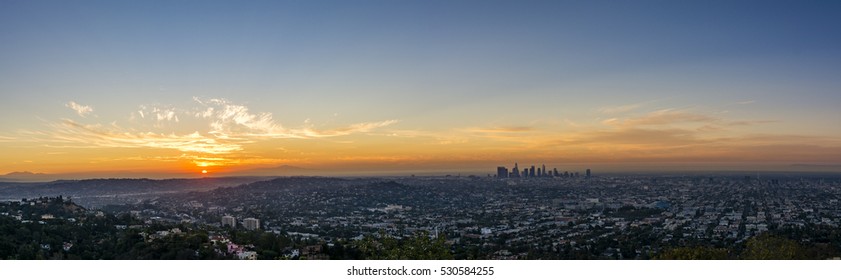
xmin=497 ymin=166 xmax=508 ymax=178
xmin=537 ymin=167 xmax=542 ymax=177
xmin=542 ymin=164 xmax=546 ymax=176
xmin=586 ymin=169 xmax=591 ymax=179
xmin=564 ymin=171 xmax=569 ymax=178
xmin=222 ymin=215 xmax=236 ymax=228
xmin=512 ymin=163 xmax=520 ymax=178
xmin=529 ymin=166 xmax=535 ymax=177
xmin=553 ymin=168 xmax=559 ymax=177
xmin=243 ymin=218 xmax=260 ymax=231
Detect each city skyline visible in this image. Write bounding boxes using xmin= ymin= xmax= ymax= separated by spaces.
xmin=2 ymin=1 xmax=841 ymax=178
xmin=496 ymin=163 xmax=585 ymax=179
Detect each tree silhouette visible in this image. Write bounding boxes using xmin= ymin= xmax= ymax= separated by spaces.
xmin=657 ymin=246 xmax=729 ymax=260
xmin=355 ymin=231 xmax=452 ymax=260
xmin=741 ymin=233 xmax=805 ymax=260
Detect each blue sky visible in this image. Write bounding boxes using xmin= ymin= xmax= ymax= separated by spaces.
xmin=1 ymin=1 xmax=840 ymax=175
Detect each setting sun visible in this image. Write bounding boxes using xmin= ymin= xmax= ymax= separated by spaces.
xmin=1 ymin=1 xmax=841 ymax=179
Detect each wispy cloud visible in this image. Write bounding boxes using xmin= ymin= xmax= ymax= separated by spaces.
xmin=601 ymin=108 xmax=777 ymax=132
xmin=27 ymin=98 xmax=841 ymax=169
xmin=153 ymin=107 xmax=179 ymax=122
xmin=727 ymin=120 xmax=777 ymax=126
xmin=39 ymin=97 xmax=400 ymax=167
xmin=193 ymin=97 xmax=398 ymax=139
xmin=598 ymin=103 xmax=644 ymax=114
xmin=602 ymin=109 xmax=716 ymax=127
xmin=293 ymin=120 xmax=400 ymax=138
xmin=546 ymin=126 xmax=841 ymax=162
xmin=132 ymin=105 xmax=180 ymax=123
xmin=65 ymin=101 xmax=93 ymax=117
xmin=48 ymin=119 xmax=242 ymax=154
xmin=200 ymin=98 xmax=286 ymax=138
xmin=558 ymin=127 xmax=703 ymax=147
xmin=466 ymin=126 xmax=534 ymax=133
xmin=563 ymin=119 xmax=582 ymax=128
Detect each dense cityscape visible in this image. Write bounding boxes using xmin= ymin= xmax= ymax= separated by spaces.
xmin=2 ymin=2 xmax=839 ymax=279
xmin=2 ymin=166 xmax=841 ymax=260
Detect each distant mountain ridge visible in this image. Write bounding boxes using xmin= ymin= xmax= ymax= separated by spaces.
xmin=4 ymin=171 xmax=46 ymax=176
xmin=1 ymin=170 xmax=203 ymax=182
xmin=0 ymin=165 xmax=316 ymax=182
xmin=233 ymin=165 xmax=317 ymax=176
xmin=1 ymin=171 xmax=50 ymax=182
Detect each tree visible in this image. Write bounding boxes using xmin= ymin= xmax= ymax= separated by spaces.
xmin=741 ymin=233 xmax=805 ymax=260
xmin=355 ymin=231 xmax=453 ymax=260
xmin=657 ymin=246 xmax=729 ymax=260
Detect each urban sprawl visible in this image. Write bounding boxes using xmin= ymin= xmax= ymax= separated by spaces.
xmin=1 ymin=167 xmax=841 ymax=259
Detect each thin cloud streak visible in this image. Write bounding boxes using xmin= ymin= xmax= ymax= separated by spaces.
xmin=292 ymin=120 xmax=400 ymax=138
xmin=602 ymin=109 xmax=717 ymax=127
xmin=65 ymin=101 xmax=93 ymax=117
xmin=598 ymin=103 xmax=643 ymax=114
xmin=466 ymin=126 xmax=534 ymax=133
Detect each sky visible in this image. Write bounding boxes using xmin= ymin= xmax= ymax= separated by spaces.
xmin=1 ymin=0 xmax=841 ymax=177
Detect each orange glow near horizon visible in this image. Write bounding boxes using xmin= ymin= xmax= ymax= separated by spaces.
xmin=3 ymin=2 xmax=841 ymax=178
xmin=2 ymin=97 xmax=841 ymax=177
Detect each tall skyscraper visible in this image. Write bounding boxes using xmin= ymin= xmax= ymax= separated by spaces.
xmin=537 ymin=167 xmax=542 ymax=177
xmin=586 ymin=169 xmax=591 ymax=179
xmin=529 ymin=166 xmax=535 ymax=177
xmin=542 ymin=164 xmax=546 ymax=176
xmin=497 ymin=166 xmax=508 ymax=178
xmin=512 ymin=163 xmax=520 ymax=178
xmin=553 ymin=168 xmax=559 ymax=177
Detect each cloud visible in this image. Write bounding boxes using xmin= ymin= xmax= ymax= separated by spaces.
xmin=600 ymin=108 xmax=777 ymax=135
xmin=542 ymin=123 xmax=841 ymax=163
xmin=733 ymin=100 xmax=756 ymax=105
xmin=153 ymin=107 xmax=179 ymax=122
xmin=200 ymin=98 xmax=291 ymax=138
xmin=37 ymin=97 xmax=400 ymax=167
xmin=563 ymin=119 xmax=581 ymax=128
xmin=374 ymin=129 xmax=469 ymax=145
xmin=65 ymin=101 xmax=93 ymax=117
xmin=194 ymin=97 xmax=398 ymax=139
xmin=466 ymin=126 xmax=534 ymax=133
xmin=558 ymin=127 xmax=704 ymax=148
xmin=48 ymin=119 xmax=242 ymax=154
xmin=598 ymin=103 xmax=644 ymax=114
xmin=602 ymin=109 xmax=716 ymax=127
xmin=133 ymin=105 xmax=180 ymax=123
xmin=38 ymin=97 xmax=838 ymax=169
xmin=293 ymin=120 xmax=400 ymax=137
xmin=726 ymin=120 xmax=777 ymax=126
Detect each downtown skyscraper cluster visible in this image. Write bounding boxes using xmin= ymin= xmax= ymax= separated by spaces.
xmin=497 ymin=163 xmax=590 ymax=179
